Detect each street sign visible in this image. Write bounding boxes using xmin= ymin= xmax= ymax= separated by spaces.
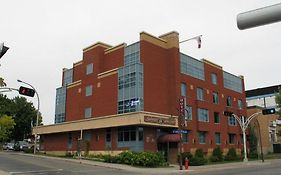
xmin=172 ymin=130 xmax=188 ymax=134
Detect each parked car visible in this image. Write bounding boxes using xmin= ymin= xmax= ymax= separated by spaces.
xmin=6 ymin=143 xmax=15 ymax=150
xmin=14 ymin=141 xmax=30 ymax=151
xmin=2 ymin=143 xmax=8 ymax=150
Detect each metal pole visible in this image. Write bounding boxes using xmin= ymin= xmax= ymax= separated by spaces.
xmin=17 ymin=80 xmax=40 ymax=154
xmin=242 ymin=116 xmax=248 ymax=162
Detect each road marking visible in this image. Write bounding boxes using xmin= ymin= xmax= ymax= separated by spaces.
xmin=9 ymin=169 xmax=63 ymax=174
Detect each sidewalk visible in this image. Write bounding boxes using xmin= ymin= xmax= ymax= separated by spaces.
xmin=27 ymin=153 xmax=281 ymax=174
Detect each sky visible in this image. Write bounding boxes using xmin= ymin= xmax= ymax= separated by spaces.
xmin=0 ymin=0 xmax=280 ymax=125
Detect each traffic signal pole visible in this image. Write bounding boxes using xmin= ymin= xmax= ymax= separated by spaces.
xmin=17 ymin=80 xmax=40 ymax=154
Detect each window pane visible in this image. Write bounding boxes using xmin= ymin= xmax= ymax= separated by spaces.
xmin=215 ymin=132 xmax=221 ymax=144
xmin=198 ymin=108 xmax=209 ymax=122
xmin=211 ymin=73 xmax=217 ymax=85
xmin=86 ymin=63 xmax=93 ymax=75
xmin=198 ymin=132 xmax=206 ymax=144
xmin=84 ymin=107 xmax=92 ymax=118
xmin=212 ymin=92 xmax=219 ymax=104
xmin=85 ymin=85 xmax=92 ymax=96
xmin=197 ymin=88 xmax=204 ymax=101
xmin=181 ymin=83 xmax=187 ymax=97
xmin=214 ymin=112 xmax=220 ymax=123
xmin=227 ymin=96 xmax=232 ymax=106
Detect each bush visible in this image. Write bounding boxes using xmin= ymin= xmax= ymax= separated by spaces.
xmin=179 ymin=152 xmax=193 ymax=165
xmin=102 ymin=151 xmax=167 ymax=167
xmin=210 ymin=147 xmax=223 ymax=162
xmin=224 ymin=148 xmax=238 ymax=161
xmin=189 ymin=149 xmax=207 ymax=166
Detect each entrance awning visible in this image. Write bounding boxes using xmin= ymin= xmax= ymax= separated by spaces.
xmin=158 ymin=134 xmax=180 ymax=143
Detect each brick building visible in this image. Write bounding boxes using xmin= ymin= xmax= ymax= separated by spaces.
xmin=36 ymin=31 xmax=247 ymax=163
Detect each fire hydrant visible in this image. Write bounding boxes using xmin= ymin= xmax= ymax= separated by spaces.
xmin=185 ymin=158 xmax=189 ymax=170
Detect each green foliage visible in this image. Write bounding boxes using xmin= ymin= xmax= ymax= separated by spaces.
xmin=0 ymin=115 xmax=16 ymax=142
xmin=210 ymin=147 xmax=223 ymax=162
xmin=102 ymin=151 xmax=167 ymax=167
xmin=189 ymin=149 xmax=207 ymax=166
xmin=0 ymin=77 xmax=6 ymax=87
xmin=0 ymin=95 xmax=43 ymax=141
xmin=276 ymin=88 xmax=281 ymax=118
xmin=249 ymin=127 xmax=258 ymax=159
xmin=179 ymin=152 xmax=193 ymax=165
xmin=224 ymin=148 xmax=238 ymax=161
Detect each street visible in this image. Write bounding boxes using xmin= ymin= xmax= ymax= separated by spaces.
xmin=1 ymin=151 xmax=281 ymax=175
xmin=0 ymin=152 xmax=142 ymax=175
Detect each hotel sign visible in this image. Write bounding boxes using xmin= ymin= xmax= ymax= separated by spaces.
xmin=144 ymin=116 xmax=176 ymax=126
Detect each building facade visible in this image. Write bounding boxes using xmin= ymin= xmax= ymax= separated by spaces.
xmin=37 ymin=31 xmax=247 ymax=163
xmin=246 ymin=85 xmax=281 ymax=154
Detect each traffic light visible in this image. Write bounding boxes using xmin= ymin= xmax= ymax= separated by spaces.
xmin=262 ymin=108 xmax=276 ymax=115
xmin=19 ymin=86 xmax=35 ymax=97
xmin=223 ymin=111 xmax=233 ymax=116
xmin=0 ymin=43 xmax=9 ymax=59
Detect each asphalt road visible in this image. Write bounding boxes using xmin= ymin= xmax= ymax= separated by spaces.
xmin=0 ymin=151 xmax=142 ymax=175
xmin=1 ymin=151 xmax=281 ymax=175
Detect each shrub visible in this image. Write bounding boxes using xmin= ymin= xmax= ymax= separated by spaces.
xmin=210 ymin=147 xmax=223 ymax=162
xmin=178 ymin=152 xmax=193 ymax=165
xmin=189 ymin=149 xmax=207 ymax=166
xmin=102 ymin=151 xmax=167 ymax=167
xmin=224 ymin=148 xmax=238 ymax=161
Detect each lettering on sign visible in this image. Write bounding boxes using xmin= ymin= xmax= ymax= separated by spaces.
xmin=144 ymin=116 xmax=176 ymax=125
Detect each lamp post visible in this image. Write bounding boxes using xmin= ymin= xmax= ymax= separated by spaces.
xmin=229 ymin=112 xmax=262 ymax=162
xmin=17 ymin=79 xmax=40 ymax=154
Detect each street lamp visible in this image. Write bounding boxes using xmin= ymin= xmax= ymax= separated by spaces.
xmin=17 ymin=79 xmax=40 ymax=154
xmin=224 ymin=108 xmax=275 ymax=162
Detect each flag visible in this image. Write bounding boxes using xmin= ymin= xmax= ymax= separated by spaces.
xmin=196 ymin=35 xmax=202 ymax=48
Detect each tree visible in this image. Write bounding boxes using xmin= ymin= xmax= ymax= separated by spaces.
xmin=0 ymin=115 xmax=16 ymax=142
xmin=0 ymin=95 xmax=42 ymax=141
xmin=276 ymin=87 xmax=281 ymax=118
xmin=249 ymin=126 xmax=258 ymax=159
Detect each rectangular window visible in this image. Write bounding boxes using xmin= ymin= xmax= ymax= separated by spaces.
xmin=181 ymin=83 xmax=187 ymax=97
xmin=86 ymin=63 xmax=93 ymax=75
xmin=198 ymin=131 xmax=206 ymax=144
xmin=228 ymin=116 xmax=236 ymax=126
xmin=186 ymin=106 xmax=192 ymax=120
xmin=223 ymin=71 xmax=242 ymax=93
xmin=226 ymin=96 xmax=232 ymax=106
xmin=67 ymin=132 xmax=72 ymax=149
xmin=197 ymin=88 xmax=204 ymax=101
xmin=180 ymin=54 xmax=205 ymax=80
xmin=211 ymin=73 xmax=217 ymax=85
xmin=85 ymin=85 xmax=93 ymax=96
xmin=84 ymin=107 xmax=92 ymax=118
xmin=138 ymin=127 xmax=143 ymax=141
xmin=212 ymin=92 xmax=219 ymax=104
xmin=198 ymin=108 xmax=209 ymax=122
xmin=183 ymin=132 xmax=189 ymax=143
xmin=214 ymin=112 xmax=220 ymax=124
xmin=228 ymin=134 xmax=236 ymax=144
xmin=117 ymin=127 xmax=137 ymax=142
xmin=106 ymin=129 xmax=111 ymax=142
xmin=238 ymin=99 xmax=243 ymax=110
xmin=215 ymin=132 xmax=221 ymax=145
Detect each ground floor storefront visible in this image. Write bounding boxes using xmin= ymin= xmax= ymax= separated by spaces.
xmin=36 ymin=111 xmax=244 ymax=164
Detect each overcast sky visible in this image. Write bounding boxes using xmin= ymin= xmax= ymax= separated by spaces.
xmin=1 ymin=0 xmax=280 ymax=125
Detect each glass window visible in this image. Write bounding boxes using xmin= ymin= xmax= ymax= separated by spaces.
xmin=181 ymin=83 xmax=187 ymax=97
xmin=198 ymin=108 xmax=209 ymax=122
xmin=214 ymin=112 xmax=220 ymax=124
xmin=138 ymin=127 xmax=143 ymax=141
xmin=197 ymin=88 xmax=204 ymax=101
xmin=215 ymin=133 xmax=221 ymax=145
xmin=84 ymin=107 xmax=92 ymax=118
xmin=117 ymin=127 xmax=138 ymax=142
xmin=198 ymin=131 xmax=206 ymax=144
xmin=211 ymin=73 xmax=217 ymax=85
xmin=180 ymin=53 xmax=205 ymax=80
xmin=223 ymin=71 xmax=242 ymax=93
xmin=68 ymin=132 xmax=72 ymax=149
xmin=185 ymin=106 xmax=192 ymax=120
xmin=213 ymin=92 xmax=219 ymax=104
xmin=228 ymin=134 xmax=236 ymax=144
xmin=85 ymin=85 xmax=92 ymax=96
xmin=183 ymin=132 xmax=189 ymax=143
xmin=226 ymin=96 xmax=232 ymax=106
xmin=228 ymin=116 xmax=236 ymax=126
xmin=238 ymin=99 xmax=243 ymax=110
xmin=63 ymin=68 xmax=73 ymax=86
xmin=86 ymin=63 xmax=93 ymax=75
xmin=106 ymin=129 xmax=111 ymax=142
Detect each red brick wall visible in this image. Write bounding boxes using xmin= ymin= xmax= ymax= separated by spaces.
xmin=43 ymin=133 xmax=67 ymax=151
xmin=144 ymin=127 xmax=157 ymax=152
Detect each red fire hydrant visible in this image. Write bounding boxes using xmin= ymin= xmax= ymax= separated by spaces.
xmin=185 ymin=158 xmax=189 ymax=170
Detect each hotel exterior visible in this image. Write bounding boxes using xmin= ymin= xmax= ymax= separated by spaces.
xmin=36 ymin=31 xmax=247 ymax=163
